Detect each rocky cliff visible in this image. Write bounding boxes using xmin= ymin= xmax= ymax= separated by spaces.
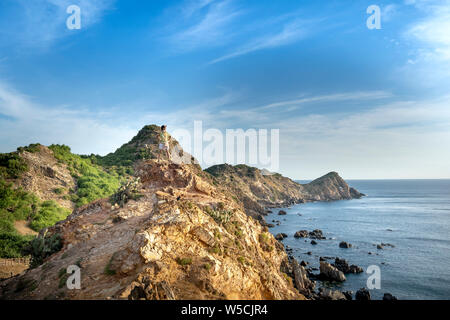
xmin=0 ymin=160 xmax=305 ymax=300
xmin=205 ymin=165 xmax=364 ymax=222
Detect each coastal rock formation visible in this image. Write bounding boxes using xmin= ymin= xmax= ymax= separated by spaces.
xmin=289 ymin=258 xmax=315 ymax=297
xmin=355 ymin=288 xmax=371 ymax=301
xmin=293 ymin=229 xmax=325 ymax=240
xmin=339 ymin=241 xmax=352 ymax=248
xmin=383 ymin=293 xmax=397 ymax=301
xmin=318 ymin=288 xmax=347 ymax=300
xmin=319 ymin=261 xmax=346 ymax=282
xmin=332 ymin=258 xmax=363 ymax=274
xmin=205 ymin=165 xmax=364 ymax=221
xmin=0 ymin=160 xmax=305 ymax=300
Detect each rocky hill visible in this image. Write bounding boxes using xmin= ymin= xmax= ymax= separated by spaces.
xmin=205 ymin=165 xmax=364 ymax=222
xmin=0 ymin=124 xmax=364 ymax=300
xmin=0 ymin=160 xmax=307 ymax=300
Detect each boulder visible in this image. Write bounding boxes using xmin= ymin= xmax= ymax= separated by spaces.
xmin=310 ymin=240 xmax=317 ymax=245
xmin=343 ymin=291 xmax=353 ymax=300
xmin=294 ymin=230 xmax=309 ymax=238
xmin=275 ymin=233 xmax=287 ymax=241
xmin=339 ymin=241 xmax=352 ymax=248
xmin=278 ymin=210 xmax=287 ymax=215
xmin=291 ymin=258 xmax=315 ymax=295
xmin=318 ymin=288 xmax=347 ymax=300
xmin=383 ymin=293 xmax=397 ymax=301
xmin=333 ymin=258 xmax=363 ymax=274
xmin=319 ymin=261 xmax=346 ymax=282
xmin=309 ymin=229 xmax=325 ymax=240
xmin=355 ymin=288 xmax=371 ymax=300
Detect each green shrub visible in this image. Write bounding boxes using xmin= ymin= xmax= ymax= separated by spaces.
xmin=0 ymin=153 xmax=28 ymax=179
xmin=49 ymin=144 xmax=125 ymax=207
xmin=176 ymin=257 xmax=192 ymax=266
xmin=53 ymin=188 xmax=65 ymax=195
xmin=104 ymin=256 xmax=116 ymax=275
xmin=27 ymin=233 xmax=63 ymax=268
xmin=204 ymin=207 xmax=233 ymax=225
xmin=29 ymin=201 xmax=70 ymax=231
xmin=0 ymin=232 xmax=34 ymax=258
xmin=17 ymin=143 xmax=41 ymax=154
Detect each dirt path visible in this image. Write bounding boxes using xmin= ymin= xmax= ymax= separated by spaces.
xmin=14 ymin=220 xmax=38 ymax=236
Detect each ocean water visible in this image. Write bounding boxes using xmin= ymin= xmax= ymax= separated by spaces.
xmin=267 ymin=179 xmax=450 ymax=300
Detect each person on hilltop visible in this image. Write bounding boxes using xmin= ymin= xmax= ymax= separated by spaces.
xmin=158 ymin=125 xmax=171 ymax=163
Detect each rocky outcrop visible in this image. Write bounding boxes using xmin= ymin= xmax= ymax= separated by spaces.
xmin=302 ymin=172 xmax=365 ymax=201
xmin=16 ymin=145 xmax=76 ymax=210
xmin=332 ymin=258 xmax=363 ymax=274
xmin=0 ymin=160 xmax=305 ymax=300
xmin=355 ymin=288 xmax=371 ymax=300
xmin=318 ymin=288 xmax=347 ymax=300
xmin=339 ymin=241 xmax=352 ymax=248
xmin=383 ymin=293 xmax=397 ymax=301
xmin=205 ymin=165 xmax=364 ymax=222
xmin=293 ymin=229 xmax=325 ymax=240
xmin=319 ymin=261 xmax=346 ymax=282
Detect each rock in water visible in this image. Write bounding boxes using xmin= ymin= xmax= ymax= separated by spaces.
xmin=319 ymin=261 xmax=346 ymax=282
xmin=355 ymin=288 xmax=371 ymax=300
xmin=318 ymin=288 xmax=347 ymax=300
xmin=278 ymin=210 xmax=287 ymax=215
xmin=383 ymin=293 xmax=398 ymax=301
xmin=291 ymin=258 xmax=315 ymax=296
xmin=339 ymin=241 xmax=352 ymax=248
xmin=294 ymin=230 xmax=309 ymax=238
xmin=333 ymin=258 xmax=363 ymax=274
xmin=309 ymin=229 xmax=325 ymax=240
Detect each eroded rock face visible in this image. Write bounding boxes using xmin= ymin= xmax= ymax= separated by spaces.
xmin=17 ymin=145 xmax=76 ymax=209
xmin=0 ymin=160 xmax=305 ymax=301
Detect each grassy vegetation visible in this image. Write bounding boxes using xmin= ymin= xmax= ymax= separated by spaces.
xmin=0 ymin=179 xmax=70 ymax=258
xmin=104 ymin=255 xmax=117 ymax=276
xmin=27 ymin=233 xmax=63 ymax=268
xmin=204 ymin=206 xmax=234 ymax=225
xmin=49 ymin=144 xmax=127 ymax=207
xmin=0 ymin=152 xmax=28 ymax=179
xmin=176 ymin=257 xmax=192 ymax=266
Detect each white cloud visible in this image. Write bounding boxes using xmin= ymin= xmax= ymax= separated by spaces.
xmin=166 ymin=0 xmax=242 ymax=52
xmin=0 ymin=81 xmax=135 ymax=156
xmin=405 ymin=0 xmax=450 ymax=62
xmin=2 ymin=81 xmax=449 ymax=179
xmin=209 ymin=19 xmax=308 ymax=64
xmin=156 ymin=91 xmax=450 ymax=179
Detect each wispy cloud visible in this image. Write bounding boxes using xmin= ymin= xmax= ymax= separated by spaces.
xmin=208 ymin=19 xmax=309 ymax=64
xmin=166 ymin=0 xmax=242 ymax=52
xmin=0 ymin=81 xmax=135 ymax=155
xmin=251 ymin=91 xmax=392 ymax=111
xmin=405 ymin=0 xmax=450 ymax=62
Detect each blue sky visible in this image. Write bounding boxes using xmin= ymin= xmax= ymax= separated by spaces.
xmin=0 ymin=0 xmax=449 ymax=179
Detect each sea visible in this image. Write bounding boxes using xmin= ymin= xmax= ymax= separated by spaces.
xmin=267 ymin=179 xmax=450 ymax=300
